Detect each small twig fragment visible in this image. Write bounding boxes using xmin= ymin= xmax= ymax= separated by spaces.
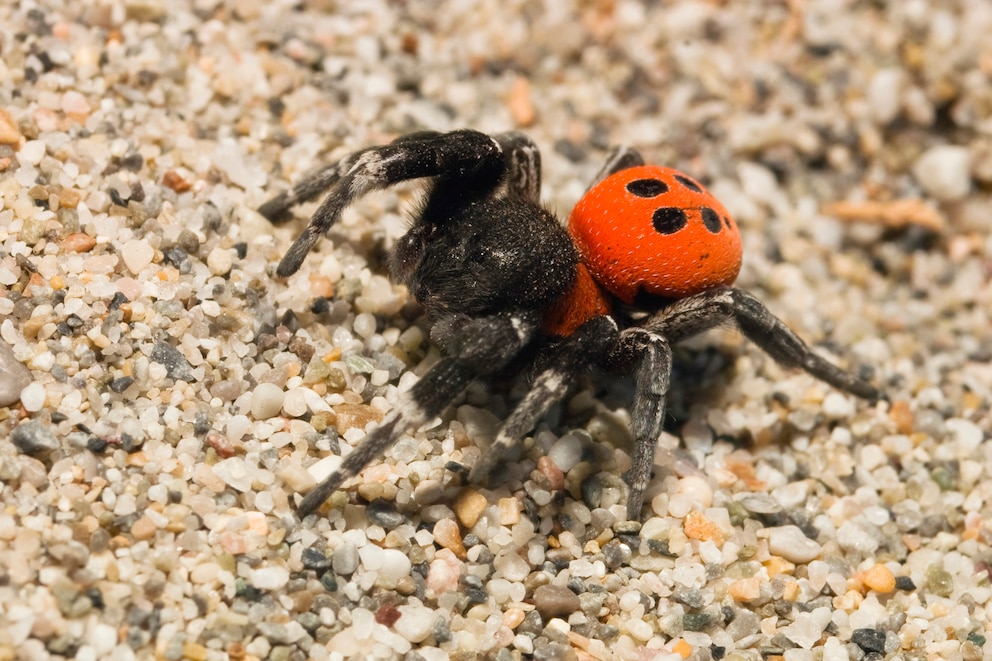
xmin=821 ymin=199 xmax=945 ymax=232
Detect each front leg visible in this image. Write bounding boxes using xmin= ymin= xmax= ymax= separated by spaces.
xmin=258 ymin=131 xmax=445 ymax=222
xmin=260 ymin=130 xmax=506 ymax=277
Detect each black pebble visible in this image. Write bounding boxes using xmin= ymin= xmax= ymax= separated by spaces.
xmin=851 ymin=628 xmax=887 ymax=653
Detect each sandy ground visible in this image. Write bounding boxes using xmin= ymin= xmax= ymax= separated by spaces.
xmin=1 ymin=1 xmax=991 ymax=660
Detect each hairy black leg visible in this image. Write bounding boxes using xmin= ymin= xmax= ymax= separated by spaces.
xmin=644 ymin=287 xmax=879 ymax=401
xmin=259 ymin=147 xmax=370 ymax=223
xmin=297 ymin=311 xmax=539 ymax=519
xmin=587 ymin=145 xmax=645 ymax=190
xmin=259 ymin=131 xmax=445 ymax=222
xmin=495 ymin=131 xmax=542 ymax=204
xmin=263 ymin=130 xmax=505 ymax=277
xmin=607 ymin=328 xmax=674 ymax=521
xmin=296 ymin=357 xmax=473 ymax=518
xmin=468 ymin=316 xmax=619 ymax=485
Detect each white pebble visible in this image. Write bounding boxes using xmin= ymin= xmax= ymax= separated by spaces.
xmin=618 ymin=590 xmax=643 ymax=612
xmin=398 ymin=326 xmax=423 ymax=352
xmin=0 ymin=343 xmax=32 ymax=407
xmin=493 ymin=550 xmax=530 ymax=582
xmin=667 ymin=493 xmax=692 ymax=519
xmin=806 ymin=560 xmax=830 ymax=592
xmin=213 ymin=140 xmax=267 ymax=189
xmin=912 ymin=145 xmax=972 ymax=201
xmin=29 ymin=351 xmax=55 ymax=371
xmin=626 ymin=618 xmax=653 ymax=642
xmin=146 ymin=484 xmax=167 ymax=503
xmin=677 ymin=475 xmax=713 ymax=508
xmin=250 ymin=566 xmax=289 ymax=590
xmin=848 ymin=595 xmax=887 ymax=630
xmin=945 ymin=418 xmax=983 ymax=452
xmin=863 ymin=505 xmax=890 ymax=526
xmin=333 ymin=542 xmax=359 ymax=575
xmin=306 ymin=454 xmax=342 ymax=484
xmin=207 ymin=246 xmax=233 ymax=275
xmin=821 ymin=392 xmax=854 ymax=419
xmin=356 ymin=275 xmax=397 ymax=314
xmin=858 ymin=444 xmax=887 ymax=472
xmin=836 ymin=520 xmax=880 ymax=554
xmin=86 ymin=622 xmax=118 ymax=656
xmin=350 ymin=608 xmax=375 ymax=639
xmin=821 ymin=637 xmax=849 ymax=661
xmin=61 ymin=90 xmax=90 ymax=115
xmin=19 ymin=140 xmax=46 ymax=165
xmin=772 ymin=481 xmax=809 ymax=510
xmin=513 ymin=634 xmax=534 ymax=654
xmin=780 ymin=607 xmax=832 ymax=650
xmin=212 ymin=457 xmax=253 ymax=492
xmin=277 ymin=463 xmax=316 ymax=492
xmin=867 ymin=68 xmax=903 ymax=124
xmin=114 ymin=492 xmax=137 ymax=516
xmin=394 ymin=603 xmax=434 ymax=643
xmin=254 ymin=491 xmax=274 ymax=513
xmin=765 ymin=525 xmax=822 ymax=563
xmin=547 ymin=433 xmax=583 ymax=472
xmin=251 ymin=383 xmax=285 ymax=420
xmin=282 ymin=388 xmax=308 ymax=417
xmin=353 ymin=312 xmax=376 ymax=339
xmin=680 ymin=417 xmax=713 ymax=452
xmin=226 ymin=414 xmax=251 ymax=440
xmin=377 ymin=549 xmax=413 ymax=584
xmin=121 ymin=239 xmax=154 ymax=274
xmin=370 ymin=369 xmax=389 ymax=387
xmin=19 ymin=382 xmax=45 ymax=412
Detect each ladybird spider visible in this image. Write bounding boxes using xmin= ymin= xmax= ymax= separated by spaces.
xmin=260 ymin=129 xmax=878 ymax=521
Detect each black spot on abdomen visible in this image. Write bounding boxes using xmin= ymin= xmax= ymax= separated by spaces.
xmin=652 ymin=207 xmax=688 ymax=235
xmin=626 ymin=178 xmax=669 ymax=198
xmin=701 ymin=207 xmax=722 ymax=233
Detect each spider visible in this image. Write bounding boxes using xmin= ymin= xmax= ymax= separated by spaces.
xmin=259 ymin=129 xmax=878 ymax=521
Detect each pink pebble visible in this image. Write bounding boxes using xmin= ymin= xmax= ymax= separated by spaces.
xmin=61 ymin=90 xmax=92 ymax=117
xmin=426 ymin=548 xmax=463 ymax=594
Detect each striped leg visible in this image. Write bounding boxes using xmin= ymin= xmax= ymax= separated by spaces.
xmin=259 ymin=130 xmax=506 ymax=277
xmin=468 ymin=316 xmax=619 ymax=486
xmin=297 ymin=310 xmax=539 ymax=519
xmin=586 ymin=145 xmax=645 ymax=191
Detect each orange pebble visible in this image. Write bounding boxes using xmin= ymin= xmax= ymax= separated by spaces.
xmin=861 ymin=563 xmax=896 ymax=593
xmin=764 ymin=556 xmax=796 ymax=578
xmin=684 ymin=510 xmax=724 ymax=545
xmin=432 ymin=518 xmax=466 ymax=559
xmin=508 ymin=76 xmax=536 ymax=127
xmin=309 ymin=272 xmax=334 ymax=298
xmin=672 ymin=638 xmax=692 ymax=658
xmin=63 ymin=232 xmax=96 ymax=252
xmin=889 ymin=400 xmax=914 ymax=434
xmin=728 ymin=576 xmax=762 ymax=602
